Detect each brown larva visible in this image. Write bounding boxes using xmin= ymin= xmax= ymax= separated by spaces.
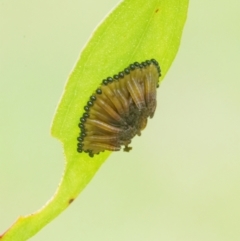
xmin=77 ymin=59 xmax=161 ymax=157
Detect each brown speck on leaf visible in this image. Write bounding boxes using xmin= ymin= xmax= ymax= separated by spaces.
xmin=155 ymin=9 xmax=159 ymax=13
xmin=68 ymin=198 xmax=74 ymax=204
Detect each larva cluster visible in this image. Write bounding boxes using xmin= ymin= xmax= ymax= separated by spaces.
xmin=77 ymin=59 xmax=161 ymax=157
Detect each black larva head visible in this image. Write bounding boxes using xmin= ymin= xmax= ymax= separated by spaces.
xmin=84 ymin=106 xmax=90 ymax=112
xmin=118 ymin=72 xmax=124 ymax=78
xmin=124 ymin=68 xmax=130 ymax=74
xmin=146 ymin=60 xmax=151 ymax=65
xmin=96 ymin=88 xmax=102 ymax=94
xmin=80 ymin=117 xmax=86 ymax=123
xmin=90 ymin=95 xmax=96 ymax=101
xmin=102 ymin=79 xmax=108 ymax=85
xmin=87 ymin=101 xmax=93 ymax=106
xmin=113 ymin=74 xmax=119 ymax=80
xmin=129 ymin=64 xmax=135 ymax=70
xmin=134 ymin=62 xmax=140 ymax=67
xmin=107 ymin=77 xmax=113 ymax=83
xmin=83 ymin=113 xmax=89 ymax=118
xmin=78 ymin=123 xmax=84 ymax=128
xmin=77 ymin=137 xmax=83 ymax=142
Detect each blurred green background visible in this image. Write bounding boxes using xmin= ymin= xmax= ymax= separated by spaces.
xmin=1 ymin=0 xmax=240 ymax=240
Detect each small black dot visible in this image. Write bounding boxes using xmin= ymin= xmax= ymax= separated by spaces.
xmin=102 ymin=79 xmax=108 ymax=85
xmin=77 ymin=143 xmax=83 ymax=147
xmin=107 ymin=77 xmax=113 ymax=82
xmin=80 ymin=117 xmax=86 ymax=123
xmin=130 ymin=64 xmax=135 ymax=70
xmin=81 ymin=132 xmax=86 ymax=137
xmin=79 ymin=128 xmax=85 ymax=133
xmin=113 ymin=74 xmax=119 ymax=80
xmin=134 ymin=62 xmax=140 ymax=67
xmin=78 ymin=123 xmax=84 ymax=129
xmin=80 ymin=128 xmax=86 ymax=133
xmin=77 ymin=137 xmax=84 ymax=142
xmin=96 ymin=88 xmax=102 ymax=94
xmin=151 ymin=59 xmax=158 ymax=65
xmin=90 ymin=95 xmax=96 ymax=101
xmin=83 ymin=113 xmax=89 ymax=118
xmin=84 ymin=106 xmax=89 ymax=112
xmin=146 ymin=60 xmax=151 ymax=65
xmin=124 ymin=68 xmax=130 ymax=74
xmin=78 ymin=123 xmax=84 ymax=128
xmin=77 ymin=148 xmax=82 ymax=153
xmin=118 ymin=72 xmax=124 ymax=78
xmin=87 ymin=101 xmax=93 ymax=106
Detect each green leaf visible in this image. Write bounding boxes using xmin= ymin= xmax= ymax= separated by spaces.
xmin=0 ymin=0 xmax=188 ymax=240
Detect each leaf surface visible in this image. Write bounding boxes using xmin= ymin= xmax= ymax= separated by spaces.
xmin=1 ymin=0 xmax=189 ymax=240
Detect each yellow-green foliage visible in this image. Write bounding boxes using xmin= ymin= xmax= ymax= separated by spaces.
xmin=0 ymin=1 xmax=188 ymax=240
